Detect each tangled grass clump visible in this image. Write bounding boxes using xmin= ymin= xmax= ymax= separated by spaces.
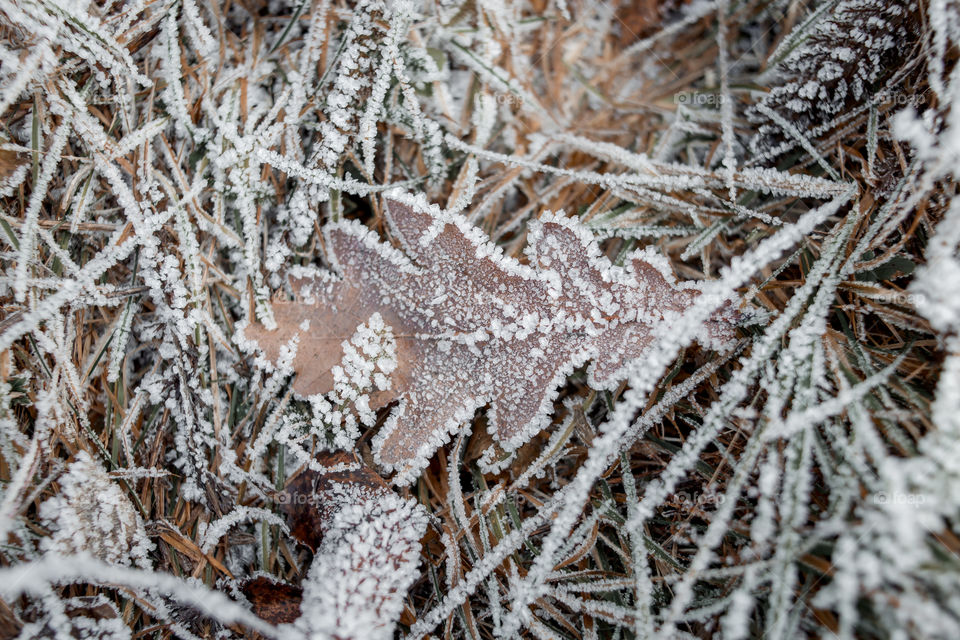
xmin=0 ymin=0 xmax=957 ymax=638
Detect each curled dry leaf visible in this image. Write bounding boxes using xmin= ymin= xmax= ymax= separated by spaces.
xmin=248 ymin=197 xmax=736 ymax=484
xmin=276 ymin=453 xmax=428 ymax=640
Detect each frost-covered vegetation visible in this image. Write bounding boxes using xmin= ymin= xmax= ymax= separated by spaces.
xmin=0 ymin=0 xmax=955 ymax=638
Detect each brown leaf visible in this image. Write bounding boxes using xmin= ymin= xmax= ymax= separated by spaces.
xmin=281 ymin=451 xmax=390 ymax=551
xmin=278 ymin=457 xmax=428 ymax=640
xmin=240 ymin=577 xmax=302 ymax=625
xmin=248 ymin=197 xmax=735 ymax=484
xmin=64 ymin=597 xmax=120 ymax=621
xmin=0 ymin=147 xmax=24 ymax=181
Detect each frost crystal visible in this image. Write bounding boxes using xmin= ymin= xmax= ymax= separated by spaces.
xmin=282 ymin=456 xmax=428 ymax=640
xmin=39 ymin=452 xmax=152 ymax=568
xmin=749 ymin=0 xmax=920 ymax=159
xmin=322 ymin=312 xmax=397 ymax=449
xmin=249 ymin=196 xmax=736 ymax=484
xmin=291 ymin=483 xmax=426 ymax=640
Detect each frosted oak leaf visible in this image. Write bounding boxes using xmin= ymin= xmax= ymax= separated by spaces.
xmin=247 ymin=197 xmax=735 ymax=485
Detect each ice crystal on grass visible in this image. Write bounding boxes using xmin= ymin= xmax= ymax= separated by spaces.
xmin=0 ymin=0 xmax=954 ymax=637
xmin=248 ymin=197 xmax=736 ymax=484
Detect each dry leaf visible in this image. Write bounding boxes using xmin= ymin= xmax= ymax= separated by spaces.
xmin=0 ymin=598 xmax=21 ymax=640
xmin=0 ymin=144 xmax=26 ymax=195
xmin=280 ymin=455 xmax=428 ymax=640
xmin=281 ymin=451 xmax=390 ymax=551
xmin=0 ymin=149 xmax=22 ymax=177
xmin=239 ymin=577 xmax=302 ymax=626
xmin=248 ymin=197 xmax=735 ymax=484
xmin=38 ymin=451 xmax=152 ymax=567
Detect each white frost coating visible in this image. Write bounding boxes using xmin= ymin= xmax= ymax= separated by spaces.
xmin=260 ymin=194 xmax=737 ymax=486
xmin=405 ymin=487 xmax=570 ymax=640
xmin=198 ymin=506 xmax=289 ymax=554
xmin=749 ymin=0 xmax=915 ymax=161
xmin=322 ymin=312 xmax=397 ymax=449
xmin=14 ymin=114 xmax=73 ymax=303
xmin=289 ymin=482 xmax=428 ymax=640
xmin=910 ymin=196 xmax=960 ymax=334
xmin=497 ymin=184 xmax=855 ymax=638
xmin=39 ymin=451 xmax=153 ymax=568
xmin=450 ymin=134 xmax=849 ymax=200
xmin=0 ymin=555 xmax=279 ymax=638
xmin=793 ymin=9 xmax=960 ymax=637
